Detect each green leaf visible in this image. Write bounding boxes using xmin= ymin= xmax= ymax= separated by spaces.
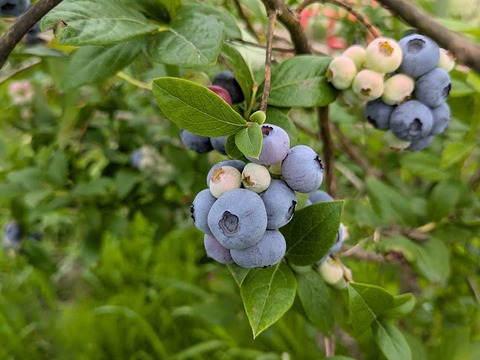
xmin=227 ymin=263 xmax=250 ymax=287
xmin=63 ymin=39 xmax=143 ymax=89
xmin=427 ymin=178 xmax=462 ymax=221
xmin=225 ymin=135 xmax=245 ymax=159
xmin=267 ymin=55 xmax=338 ymax=107
xmin=400 ymin=152 xmax=448 ymax=181
xmin=152 ymin=77 xmax=247 ymax=136
xmin=158 ymin=0 xmax=182 ymax=19
xmin=220 ymin=43 xmax=254 ymax=105
xmin=365 ymin=177 xmax=417 ymax=226
xmin=281 ymin=201 xmax=343 ymax=266
xmin=385 ymin=293 xmax=416 ymax=318
xmin=296 ymin=270 xmax=334 ymax=334
xmin=240 ymin=262 xmax=296 ymax=338
xmin=148 ymin=14 xmax=224 ymax=66
xmin=372 ymin=319 xmax=412 ymax=360
xmin=42 ymin=0 xmax=160 ymax=46
xmin=235 ymin=123 xmax=262 ymax=158
xmin=265 ymin=107 xmax=298 ymax=145
xmin=347 ymin=282 xmax=395 ymax=335
xmin=46 ymin=150 xmax=68 ymax=187
xmin=441 ymin=141 xmax=476 ymax=168
xmin=177 ymin=3 xmax=242 ymax=39
xmin=326 ymin=357 xmax=357 ymax=360
xmin=115 ymin=169 xmax=138 ymax=199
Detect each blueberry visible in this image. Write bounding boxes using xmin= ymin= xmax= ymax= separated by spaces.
xmin=180 ymin=129 xmax=213 ymax=153
xmin=204 ymin=234 xmax=233 ymax=264
xmin=0 ymin=0 xmax=30 ymax=17
xmin=25 ymin=21 xmax=43 ymax=45
xmin=130 ymin=149 xmax=143 ymax=169
xmin=230 ymin=230 xmax=286 ymax=269
xmin=407 ymin=135 xmax=434 ymax=151
xmin=246 ymin=124 xmax=290 ymax=166
xmin=210 ymin=135 xmax=228 ymax=155
xmin=364 ymin=98 xmax=395 ymax=130
xmin=281 ymin=145 xmax=324 ymax=193
xmin=212 ymin=71 xmax=245 ymax=104
xmin=429 ymin=102 xmax=451 ymax=135
xmin=308 ymin=189 xmax=334 ymax=204
xmin=398 ymin=34 xmax=440 ymax=78
xmin=389 ymin=100 xmax=433 ymax=141
xmin=191 ymin=189 xmax=217 ymax=235
xmin=414 ymin=67 xmax=451 ymax=108
xmin=206 ymin=160 xmax=246 ymax=186
xmin=207 ymin=189 xmax=267 ymax=250
xmin=2 ymin=221 xmax=23 ymax=249
xmin=259 ymin=179 xmax=297 ymax=229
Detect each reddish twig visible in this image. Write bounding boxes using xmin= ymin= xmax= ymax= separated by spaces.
xmin=260 ymin=9 xmax=278 ymax=112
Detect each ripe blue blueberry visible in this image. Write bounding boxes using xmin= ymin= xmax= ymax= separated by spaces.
xmin=281 ymin=145 xmax=324 ymax=193
xmin=429 ymin=102 xmax=451 ymax=135
xmin=212 ymin=71 xmax=245 ymax=104
xmin=210 ymin=136 xmax=228 ymax=155
xmin=206 ymin=160 xmax=246 ymax=186
xmin=204 ymin=234 xmax=233 ymax=264
xmin=0 ymin=0 xmax=30 ymax=17
xmin=389 ymin=100 xmax=433 ymax=141
xmin=414 ymin=67 xmax=451 ymax=108
xmin=364 ymin=99 xmax=395 ymax=130
xmin=2 ymin=221 xmax=23 ymax=249
xmin=180 ymin=129 xmax=213 ymax=153
xmin=230 ymin=230 xmax=286 ymax=269
xmin=308 ymin=189 xmax=334 ymax=204
xmin=191 ymin=189 xmax=217 ymax=235
xmin=207 ymin=189 xmax=267 ymax=250
xmin=259 ymin=179 xmax=297 ymax=229
xmin=407 ymin=135 xmax=434 ymax=151
xmin=246 ymin=124 xmax=290 ymax=166
xmin=398 ymin=34 xmax=440 ymax=78
xmin=130 ymin=149 xmax=142 ymax=169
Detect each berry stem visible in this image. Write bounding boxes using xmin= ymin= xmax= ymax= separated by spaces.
xmin=260 ymin=9 xmax=278 ymax=113
xmin=0 ymin=0 xmax=65 ymax=70
xmin=317 ymin=106 xmax=337 ymax=198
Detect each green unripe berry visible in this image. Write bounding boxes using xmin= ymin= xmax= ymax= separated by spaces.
xmin=209 ymin=166 xmax=242 ymax=198
xmin=342 ymin=44 xmax=366 ymax=70
xmin=241 ymin=163 xmax=271 ymax=193
xmin=326 ymin=56 xmax=357 ymax=90
xmin=381 ymin=74 xmax=415 ymax=105
xmin=318 ymin=257 xmax=344 ymax=286
xmin=352 ymin=69 xmax=384 ymax=101
xmin=365 ymin=37 xmax=402 ymax=73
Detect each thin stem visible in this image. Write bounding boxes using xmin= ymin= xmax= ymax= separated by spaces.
xmin=232 ymin=0 xmax=261 ymax=42
xmin=297 ymin=0 xmax=380 ymax=39
xmin=0 ymin=0 xmax=64 ymax=69
xmin=116 ymin=72 xmax=152 ymax=91
xmin=260 ymin=10 xmax=278 ymax=112
xmin=323 ymin=336 xmax=335 ymax=357
xmin=318 ymin=106 xmax=337 ymax=198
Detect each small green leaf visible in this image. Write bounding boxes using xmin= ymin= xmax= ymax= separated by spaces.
xmin=115 ymin=169 xmax=138 ymax=199
xmin=249 ymin=111 xmax=266 ymax=125
xmin=42 ymin=0 xmax=160 ymax=46
xmin=441 ymin=141 xmax=476 ymax=168
xmin=63 ymin=39 xmax=143 ymax=89
xmin=227 ymin=263 xmax=250 ymax=287
xmin=241 ymin=262 xmax=296 ymax=338
xmin=296 ymin=270 xmax=334 ymax=334
xmin=152 ymin=77 xmax=247 ymax=137
xmin=427 ymin=178 xmax=462 ymax=221
xmin=220 ymin=43 xmax=254 ymax=105
xmin=225 ymin=135 xmax=245 ymax=159
xmin=348 ymin=282 xmax=395 ymax=335
xmin=385 ymin=293 xmax=416 ymax=318
xmin=235 ymin=122 xmax=262 ymax=158
xmin=372 ymin=319 xmax=412 ymax=360
xmin=267 ymin=55 xmax=338 ymax=107
xmin=326 ymin=357 xmax=358 ymax=360
xmin=47 ymin=150 xmax=68 ymax=187
xmin=148 ymin=14 xmax=224 ymax=66
xmin=265 ymin=107 xmax=298 ymax=145
xmin=400 ymin=152 xmax=448 ymax=181
xmin=281 ymin=201 xmax=343 ymax=266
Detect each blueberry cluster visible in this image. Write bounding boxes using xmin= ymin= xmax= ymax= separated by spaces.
xmin=191 ymin=124 xmax=326 ymax=269
xmin=327 ymin=35 xmax=454 ymax=150
xmin=180 ymin=71 xmax=244 ymax=155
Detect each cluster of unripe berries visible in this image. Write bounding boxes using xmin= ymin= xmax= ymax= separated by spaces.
xmin=327 ymin=34 xmax=454 ymax=151
xmin=191 ymin=123 xmax=329 ymax=269
xmin=180 ymin=71 xmax=245 ymax=155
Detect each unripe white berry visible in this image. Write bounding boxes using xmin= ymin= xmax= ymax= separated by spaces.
xmin=318 ymin=257 xmax=344 ymax=286
xmin=352 ymin=69 xmax=384 ymax=101
xmin=365 ymin=37 xmax=403 ymax=73
xmin=241 ymin=163 xmax=271 ymax=193
xmin=342 ymin=44 xmax=366 ymax=70
xmin=381 ymin=74 xmax=415 ymax=105
xmin=209 ymin=166 xmax=242 ymax=198
xmin=326 ymin=56 xmax=357 ymax=90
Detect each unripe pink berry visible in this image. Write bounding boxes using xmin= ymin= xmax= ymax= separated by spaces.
xmin=342 ymin=44 xmax=366 ymax=70
xmin=381 ymin=74 xmax=415 ymax=105
xmin=207 ymin=85 xmax=232 ymax=105
xmin=326 ymin=56 xmax=357 ymax=90
xmin=352 ymin=69 xmax=384 ymax=101
xmin=437 ymin=48 xmax=455 ymax=72
xmin=209 ymin=165 xmax=241 ymax=198
xmin=241 ymin=163 xmax=271 ymax=193
xmin=364 ymin=37 xmax=402 ymax=73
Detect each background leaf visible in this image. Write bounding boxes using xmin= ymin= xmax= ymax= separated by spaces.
xmin=281 ymin=201 xmax=343 ymax=266
xmin=372 ymin=320 xmax=412 ymax=360
xmin=235 ymin=123 xmax=262 ymax=158
xmin=240 ymin=262 xmax=296 ymax=338
xmin=152 ymin=77 xmax=246 ymax=136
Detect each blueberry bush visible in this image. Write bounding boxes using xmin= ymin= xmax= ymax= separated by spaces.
xmin=1 ymin=0 xmax=479 ymax=359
